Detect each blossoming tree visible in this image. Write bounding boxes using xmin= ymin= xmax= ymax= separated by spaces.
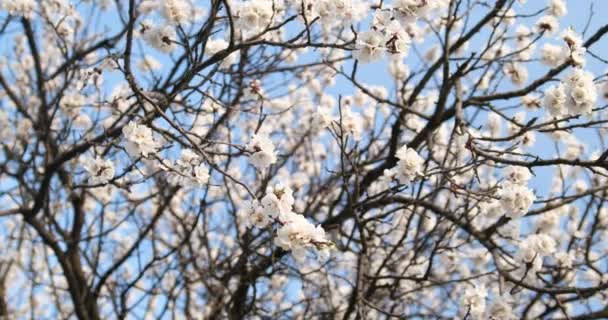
xmin=2 ymin=0 xmax=608 ymax=319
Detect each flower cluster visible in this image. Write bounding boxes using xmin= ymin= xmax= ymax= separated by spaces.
xmin=315 ymin=0 xmax=363 ymax=29
xmin=243 ymin=184 xmax=331 ymax=261
xmin=233 ymin=0 xmax=274 ymax=37
xmin=243 ymin=184 xmax=295 ymax=228
xmin=161 ymin=0 xmax=190 ymax=25
xmin=384 ymin=145 xmax=424 ymax=185
xmin=354 ymin=14 xmax=412 ymax=62
xmin=561 ymin=27 xmax=586 ymax=67
xmin=563 ymin=69 xmax=597 ymax=116
xmin=540 ymin=43 xmax=565 ymax=67
xmin=498 ymin=167 xmax=535 ymax=218
xmin=161 ymin=149 xmax=210 ymax=187
xmin=503 ymin=166 xmax=531 ymax=186
xmin=353 ymin=0 xmax=435 ymax=63
xmin=122 ymin=121 xmax=162 ymax=157
xmin=247 ymin=132 xmax=277 ymax=170
xmin=1 ymin=0 xmax=36 ymax=18
xmin=141 ymin=22 xmax=177 ymax=53
xmin=543 ymin=69 xmax=597 ymax=117
xmin=81 ymin=156 xmax=115 ymax=184
xmin=461 ymin=284 xmax=487 ymax=320
xmin=517 ymin=233 xmax=557 ymax=271
xmin=275 ymin=211 xmax=330 ymax=262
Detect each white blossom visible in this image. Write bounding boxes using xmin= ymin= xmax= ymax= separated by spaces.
xmin=548 ymin=0 xmax=567 ymax=17
xmin=461 ymin=284 xmax=487 ymax=320
xmin=247 ymin=132 xmax=277 ymax=170
xmin=503 ymin=166 xmax=531 ymax=185
xmin=261 ymin=183 xmax=295 ymax=219
xmin=543 ymin=84 xmax=568 ymax=117
xmin=122 ymin=121 xmax=162 ymax=157
xmin=499 ymin=182 xmax=535 ymax=218
xmin=387 ymin=146 xmax=424 ymax=185
xmin=2 ymin=0 xmax=36 ymax=18
xmin=143 ymin=24 xmax=177 ymax=53
xmin=540 ymin=43 xmax=565 ymax=67
xmin=162 ymin=149 xmax=209 ymax=187
xmin=161 ymin=0 xmax=190 ymax=25
xmin=81 ymin=156 xmax=115 ymax=184
xmin=535 ymin=15 xmax=558 ymax=34
xmin=353 ymin=30 xmax=385 ymax=62
xmin=275 ymin=211 xmax=330 ymax=262
xmin=243 ymin=200 xmax=271 ymax=228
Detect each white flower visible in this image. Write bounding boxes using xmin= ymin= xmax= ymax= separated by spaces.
xmin=503 ymin=166 xmax=531 ymax=185
xmin=143 ymin=24 xmax=177 ymax=53
xmin=521 ymin=131 xmax=536 ymax=147
xmin=503 ymin=63 xmax=528 ymax=86
xmin=389 ymin=56 xmax=410 ymax=80
xmin=122 ymin=121 xmax=161 ymax=157
xmin=261 ymin=183 xmax=295 ymax=219
xmin=540 ymin=43 xmax=565 ymax=67
xmin=507 ymin=111 xmax=525 ymax=135
xmin=498 ymin=181 xmax=535 ymax=218
xmin=461 ymin=284 xmax=487 ymax=320
xmin=192 ymin=164 xmax=210 ymax=185
xmin=570 ymin=46 xmax=587 ymax=67
xmin=518 ymin=240 xmax=537 ymax=263
xmin=317 ymin=0 xmax=358 ymax=28
xmin=536 ymin=207 xmax=562 ymax=232
xmin=234 ymin=0 xmax=274 ymax=35
xmin=487 ymin=113 xmax=501 ymax=137
xmin=275 ymin=211 xmax=329 ymax=262
xmin=261 ymin=193 xmax=281 ymax=218
xmin=73 ymin=113 xmax=93 ymax=129
xmin=548 ymin=0 xmax=567 ymax=17
xmin=313 ymin=106 xmax=334 ymax=130
xmin=247 ymin=133 xmax=277 ymax=170
xmin=385 ymin=21 xmax=411 ymax=55
xmin=493 ymin=8 xmax=516 ymax=26
xmin=535 ymin=15 xmax=558 ymax=34
xmin=519 ymin=234 xmax=557 ymax=265
xmin=574 ymin=179 xmax=587 ymax=193
xmin=531 ymin=233 xmax=557 ymax=255
xmin=60 ymin=92 xmax=87 ymax=115
xmin=81 ymin=156 xmax=115 ymax=184
xmin=162 ymin=0 xmax=190 ymax=25
xmin=555 ymin=251 xmax=574 ymax=268
xmin=340 ymin=107 xmax=364 ymax=140
xmin=563 ymin=69 xmax=597 ymax=116
xmin=244 ymin=79 xmax=264 ymax=100
xmin=2 ymin=0 xmax=36 ymax=18
xmin=543 ymin=84 xmax=568 ymax=117
xmin=353 ymin=30 xmax=385 ymax=63
xmin=162 ymin=149 xmax=210 ymax=187
xmin=245 ymin=183 xmax=296 ymax=230
xmin=392 ymin=146 xmax=424 ymax=185
xmin=243 ymin=200 xmax=271 ymax=228
xmin=372 ymin=10 xmax=392 ymax=29
xmin=488 ymin=295 xmax=517 ymax=320
xmin=515 ymin=25 xmax=531 ymax=44
xmin=393 ymin=0 xmax=430 ymax=24
xmin=521 ymin=94 xmax=541 ymax=109
xmin=138 ymin=0 xmax=158 ymax=15
xmin=561 ymin=27 xmax=583 ymax=49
